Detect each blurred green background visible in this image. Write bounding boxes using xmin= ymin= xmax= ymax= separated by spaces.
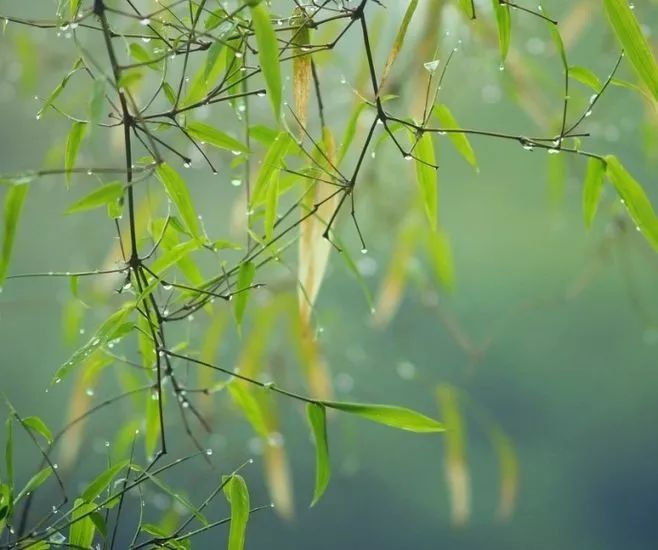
xmin=1 ymin=1 xmax=658 ymax=548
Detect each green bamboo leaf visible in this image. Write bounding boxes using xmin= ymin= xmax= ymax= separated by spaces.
xmin=250 ymin=3 xmax=281 ymax=121
xmin=37 ymin=58 xmax=83 ymax=118
xmin=427 ymin=229 xmax=455 ymax=290
xmin=458 ymin=0 xmax=476 ymax=19
xmin=228 ymin=383 xmax=269 ymax=437
xmin=186 ymin=121 xmax=248 ymax=153
xmin=338 ymin=102 xmax=367 ymax=164
xmin=413 ymin=132 xmax=438 ymax=231
xmin=264 ymin=171 xmax=279 ymax=241
xmin=306 ymin=403 xmax=330 ymax=506
xmin=434 ymin=105 xmax=478 ymax=170
xmin=569 ymin=66 xmax=602 ymax=92
xmin=224 ymin=475 xmax=250 ymax=550
xmin=149 ymin=240 xmax=200 ymax=276
xmin=0 ymin=182 xmax=29 ymax=286
xmin=155 ymin=163 xmax=204 ymax=243
xmin=69 ymin=498 xmax=96 ymax=549
xmin=145 ymin=390 xmax=161 ymax=459
xmin=582 ymin=158 xmax=606 ymax=228
xmin=22 ymin=416 xmax=53 ymax=444
xmin=14 ymin=467 xmax=52 ymax=505
xmin=603 ymin=0 xmax=658 ymax=101
xmin=53 ymin=303 xmax=134 ymax=384
xmin=65 ymin=121 xmax=87 ymax=186
xmin=233 ymin=261 xmax=256 ymax=330
xmin=321 ymin=400 xmax=445 ymax=433
xmin=4 ymin=418 xmax=13 ymax=490
xmin=492 ymin=0 xmax=511 ymax=63
xmin=380 ymin=0 xmax=419 ymax=88
xmin=605 ymin=155 xmax=658 ymax=250
xmin=252 ymin=131 xmax=292 ymax=204
xmin=89 ymin=79 xmax=106 ymax=127
xmin=66 ymin=182 xmax=124 ymax=214
xmin=82 ymin=460 xmax=129 ymax=502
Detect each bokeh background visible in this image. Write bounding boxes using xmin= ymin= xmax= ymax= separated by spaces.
xmin=2 ymin=0 xmax=658 ymax=548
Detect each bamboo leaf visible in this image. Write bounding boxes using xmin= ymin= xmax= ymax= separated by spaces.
xmin=569 ymin=66 xmax=602 ymax=92
xmin=380 ymin=0 xmax=419 ymax=90
xmin=492 ymin=0 xmax=511 ymax=63
xmin=228 ymin=383 xmax=269 ymax=437
xmin=306 ymin=403 xmax=330 ymax=506
xmin=321 ymin=401 xmax=445 ymax=433
xmin=582 ymin=158 xmax=606 ymax=228
xmin=413 ymin=132 xmax=438 ymax=231
xmin=250 ymin=3 xmax=281 ymax=121
xmin=0 ymin=182 xmax=29 ymax=286
xmin=253 ymin=132 xmax=292 ymax=205
xmin=186 ymin=121 xmax=248 ymax=153
xmin=292 ymin=9 xmax=311 ymax=130
xmin=224 ymin=475 xmax=250 ymax=550
xmin=604 ymin=155 xmax=658 ymax=250
xmin=82 ymin=461 xmax=129 ymax=502
xmin=427 ymin=228 xmax=455 ymax=290
xmin=89 ymin=79 xmax=106 ymax=126
xmin=22 ymin=416 xmax=53 ymax=444
xmin=155 ymin=163 xmax=204 ymax=243
xmin=14 ymin=467 xmax=52 ymax=505
xmin=233 ymin=261 xmax=256 ymax=330
xmin=66 ymin=182 xmax=124 ymax=214
xmin=149 ymin=240 xmax=200 ymax=276
xmin=603 ymin=0 xmax=658 ymax=101
xmin=65 ymin=121 xmax=87 ymax=186
xmin=434 ymin=105 xmax=478 ymax=170
xmin=69 ymin=498 xmax=96 ymax=549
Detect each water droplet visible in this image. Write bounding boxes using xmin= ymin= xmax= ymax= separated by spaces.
xmin=140 ymin=18 xmax=151 ymax=26
xmin=205 ymin=448 xmax=213 ymax=456
xmin=360 ymin=248 xmax=368 ymax=254
xmin=141 ymin=37 xmax=151 ymax=43
xmin=403 ymin=154 xmax=412 ymax=160
xmin=85 ymin=388 xmax=95 ymax=396
xmin=183 ymin=161 xmax=191 ymax=168
xmin=585 ymin=110 xmax=592 ymax=117
xmin=55 ymin=378 xmax=61 ymax=384
xmin=256 ymin=90 xmax=266 ymax=97
xmin=423 ymin=59 xmax=440 ymax=73
xmin=105 ymin=441 xmax=110 ymax=447
xmin=263 ymin=381 xmax=275 ymax=389
xmin=499 ymin=63 xmax=505 ymax=71
xmin=547 ymin=148 xmax=560 ymax=155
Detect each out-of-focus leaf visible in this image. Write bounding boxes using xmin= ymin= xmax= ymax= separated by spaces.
xmin=89 ymin=79 xmax=106 ymax=126
xmin=306 ymin=403 xmax=330 ymax=506
xmin=603 ymin=0 xmax=658 ymax=101
xmin=457 ymin=0 xmax=476 ymax=19
xmin=69 ymin=498 xmax=96 ymax=549
xmin=224 ymin=475 xmax=250 ymax=550
xmin=66 ymin=182 xmax=124 ymax=214
xmin=155 ymin=163 xmax=204 ymax=243
xmin=436 ymin=384 xmax=470 ymax=526
xmin=149 ymin=240 xmax=200 ymax=276
xmin=250 ymin=3 xmax=281 ymax=121
xmin=37 ymin=57 xmax=83 ymax=119
xmin=65 ymin=121 xmax=87 ymax=186
xmin=582 ymin=158 xmax=606 ymax=228
xmin=321 ymin=401 xmax=445 ymax=433
xmin=186 ymin=121 xmax=248 ymax=153
xmin=427 ymin=228 xmax=455 ymax=290
xmin=145 ymin=389 xmax=161 ymax=459
xmin=338 ymin=102 xmax=367 ymax=164
xmin=380 ymin=0 xmax=418 ymax=91
xmin=434 ymin=105 xmax=477 ymax=170
xmin=233 ymin=261 xmax=256 ymax=331
xmin=228 ymin=382 xmax=268 ymax=437
xmin=605 ymin=155 xmax=658 ymax=250
xmin=413 ymin=132 xmax=438 ymax=231
xmin=0 ymin=182 xmax=29 ymax=286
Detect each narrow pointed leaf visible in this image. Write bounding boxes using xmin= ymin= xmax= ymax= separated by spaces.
xmin=233 ymin=261 xmax=256 ymax=330
xmin=155 ymin=163 xmax=204 ymax=243
xmin=413 ymin=132 xmax=438 ymax=231
xmin=66 ymin=183 xmax=124 ymax=214
xmin=569 ymin=66 xmax=602 ymax=92
xmin=605 ymin=155 xmax=658 ymax=250
xmin=250 ymin=3 xmax=281 ymax=121
xmin=0 ymin=182 xmax=29 ymax=285
xmin=380 ymin=0 xmax=419 ymax=90
xmin=582 ymin=158 xmax=606 ymax=228
xmin=252 ymin=132 xmax=292 ymax=204
xmin=186 ymin=121 xmax=248 ymax=153
xmin=434 ymin=105 xmax=478 ymax=170
xmin=321 ymin=401 xmax=445 ymax=433
xmin=306 ymin=403 xmax=330 ymax=506
xmin=603 ymin=0 xmax=658 ymax=101
xmin=65 ymin=121 xmax=87 ymax=186
xmin=492 ymin=0 xmax=511 ymax=63
xmin=292 ymin=9 xmax=311 ymax=129
xmin=14 ymin=467 xmax=52 ymax=504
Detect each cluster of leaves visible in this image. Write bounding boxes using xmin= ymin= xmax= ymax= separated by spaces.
xmin=1 ymin=0 xmax=658 ymax=548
